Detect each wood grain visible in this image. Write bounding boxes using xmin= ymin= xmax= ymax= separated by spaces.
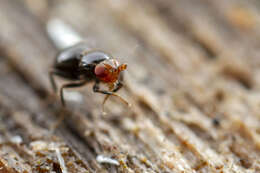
xmin=0 ymin=0 xmax=259 ymax=172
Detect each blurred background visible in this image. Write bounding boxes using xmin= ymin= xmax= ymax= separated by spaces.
xmin=0 ymin=0 xmax=260 ymax=172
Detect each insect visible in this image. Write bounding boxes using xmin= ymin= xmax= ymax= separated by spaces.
xmin=49 ymin=43 xmax=130 ymax=113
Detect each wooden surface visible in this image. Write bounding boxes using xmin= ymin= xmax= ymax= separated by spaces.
xmin=0 ymin=0 xmax=260 ymax=172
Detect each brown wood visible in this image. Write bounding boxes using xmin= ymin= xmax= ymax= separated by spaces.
xmin=0 ymin=0 xmax=260 ymax=172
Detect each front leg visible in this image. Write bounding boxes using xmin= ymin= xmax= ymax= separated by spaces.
xmin=102 ymin=81 xmax=124 ymax=108
xmin=93 ymin=81 xmax=130 ymax=113
xmin=112 ymin=81 xmax=123 ymax=92
xmin=93 ymin=81 xmax=114 ymax=95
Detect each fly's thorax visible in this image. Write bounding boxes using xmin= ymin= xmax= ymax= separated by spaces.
xmin=80 ymin=50 xmax=111 ymax=66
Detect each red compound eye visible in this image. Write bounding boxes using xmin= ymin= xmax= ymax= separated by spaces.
xmin=95 ymin=64 xmax=107 ymax=78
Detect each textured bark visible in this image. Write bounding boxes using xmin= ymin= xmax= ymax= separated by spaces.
xmin=0 ymin=0 xmax=260 ymax=172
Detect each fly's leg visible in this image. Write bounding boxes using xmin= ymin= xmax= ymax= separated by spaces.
xmin=101 ymin=73 xmax=125 ymax=110
xmin=102 ymin=82 xmax=124 ymax=113
xmin=102 ymin=95 xmax=110 ymax=114
xmin=50 ymin=80 xmax=87 ymax=133
xmin=93 ymin=81 xmax=130 ymax=114
xmin=49 ymin=70 xmax=58 ymax=92
xmin=49 ymin=69 xmax=77 ymax=93
xmin=113 ymin=82 xmax=123 ymax=92
xmin=60 ymin=81 xmax=87 ymax=106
